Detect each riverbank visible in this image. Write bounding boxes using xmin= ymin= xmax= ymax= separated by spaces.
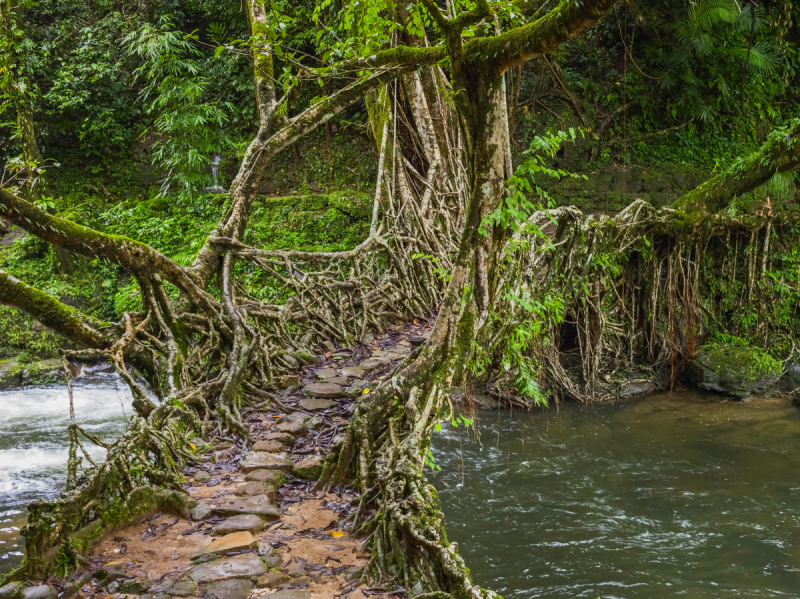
xmin=0 ymin=319 xmax=433 ymax=599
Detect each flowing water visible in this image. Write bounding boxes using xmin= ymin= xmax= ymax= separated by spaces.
xmin=432 ymin=389 xmax=800 ymax=598
xmin=0 ymin=372 xmax=133 ymax=575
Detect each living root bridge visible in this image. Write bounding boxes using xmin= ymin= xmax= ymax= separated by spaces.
xmin=0 ymin=61 xmax=468 ymax=582
xmin=496 ymin=199 xmax=800 ymax=403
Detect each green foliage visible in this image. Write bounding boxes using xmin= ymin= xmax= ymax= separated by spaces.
xmin=124 ymin=17 xmax=233 ymax=198
xmin=747 ymin=347 xmax=782 ymax=379
xmin=483 ymin=128 xmax=585 ymax=240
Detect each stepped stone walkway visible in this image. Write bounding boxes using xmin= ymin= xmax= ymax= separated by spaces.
xmin=0 ymin=321 xmax=432 ymax=599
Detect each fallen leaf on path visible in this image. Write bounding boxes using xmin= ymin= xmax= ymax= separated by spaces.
xmin=330 ymin=531 xmax=344 ymax=538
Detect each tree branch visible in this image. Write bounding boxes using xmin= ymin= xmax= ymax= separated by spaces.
xmin=464 ymin=0 xmax=618 ymax=72
xmin=188 ymin=68 xmax=411 ymax=285
xmin=673 ymin=118 xmax=800 ymax=215
xmin=0 ymin=188 xmax=222 ymax=316
xmin=0 ymin=269 xmax=115 ymax=349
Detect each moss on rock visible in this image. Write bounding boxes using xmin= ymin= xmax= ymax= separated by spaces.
xmin=686 ymin=344 xmax=782 ymax=398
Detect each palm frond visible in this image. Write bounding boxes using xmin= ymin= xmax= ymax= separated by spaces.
xmin=689 ymin=0 xmax=738 ymax=31
xmin=692 ymin=32 xmax=715 ymax=56
xmin=735 ymin=3 xmax=769 ymax=34
xmin=732 ymin=42 xmax=779 ymax=75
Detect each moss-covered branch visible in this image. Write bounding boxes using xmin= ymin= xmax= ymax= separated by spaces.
xmin=0 ymin=269 xmax=115 ymax=349
xmin=673 ymin=118 xmax=800 ymax=215
xmin=464 ymin=0 xmax=618 ymax=72
xmin=0 ymin=188 xmax=222 ymax=316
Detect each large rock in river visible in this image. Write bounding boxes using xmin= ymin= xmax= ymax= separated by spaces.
xmin=686 ymin=344 xmax=781 ymax=398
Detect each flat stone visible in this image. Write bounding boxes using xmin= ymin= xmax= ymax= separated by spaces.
xmin=189 ymin=552 xmax=266 ymax=583
xmin=241 ymin=452 xmax=293 ymax=473
xmin=263 ymin=432 xmax=294 ymax=446
xmin=388 ymin=344 xmax=412 ymax=354
xmin=148 ymin=581 xmax=174 ymax=594
xmin=303 ymin=382 xmax=344 ymax=398
xmin=252 ymin=440 xmax=284 ymax=452
xmin=204 ymin=579 xmax=254 ymax=599
xmin=293 ymin=455 xmax=325 ymax=480
xmin=194 ymin=531 xmax=258 ymax=558
xmin=407 ymin=336 xmax=427 ymax=347
xmin=322 ymin=376 xmax=348 ymax=385
xmin=359 ymin=357 xmax=391 ymax=372
xmin=276 ymin=420 xmax=306 ymax=434
xmin=263 ymin=554 xmax=281 ymax=568
xmin=256 ymin=573 xmax=291 ymax=589
xmin=348 ymin=378 xmax=369 ymax=390
xmin=341 ymin=366 xmax=367 ymax=378
xmin=119 ymin=577 xmax=151 ymax=594
xmin=213 ymin=495 xmax=281 ymax=520
xmin=306 ymin=415 xmax=324 ymax=430
xmin=290 ymin=576 xmax=314 ymax=587
xmin=268 ymin=591 xmax=311 ymax=599
xmin=286 ymin=412 xmax=311 ymax=423
xmin=299 ymin=397 xmax=337 ymax=411
xmin=194 ymin=470 xmax=211 ymax=482
xmin=315 ymin=368 xmax=338 ymax=379
xmin=212 ymin=514 xmax=264 ymax=536
xmin=234 ymin=481 xmax=272 ymax=497
xmin=190 ymin=501 xmax=213 ymax=521
xmin=22 ymin=588 xmax=56 ymax=599
xmin=168 ymin=580 xmax=197 ymax=597
xmin=321 ymin=340 xmax=335 ymax=352
xmin=245 ymin=469 xmax=287 ymax=485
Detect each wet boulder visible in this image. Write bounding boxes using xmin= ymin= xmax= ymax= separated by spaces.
xmin=22 ymin=587 xmax=56 ymax=599
xmin=778 ymin=362 xmax=800 ymax=393
xmin=686 ymin=344 xmax=781 ymax=398
xmin=0 ymin=583 xmax=22 ymax=599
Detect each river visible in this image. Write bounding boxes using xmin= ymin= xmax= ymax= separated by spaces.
xmin=0 ymin=372 xmax=133 ymax=576
xmin=3 ymin=382 xmax=799 ymax=594
xmin=432 ymin=389 xmax=800 ymax=598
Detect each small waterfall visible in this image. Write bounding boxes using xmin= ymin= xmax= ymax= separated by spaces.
xmin=205 ymin=153 xmax=227 ymax=194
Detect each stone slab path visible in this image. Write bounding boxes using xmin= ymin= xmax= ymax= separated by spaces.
xmin=16 ymin=319 xmax=434 ymax=599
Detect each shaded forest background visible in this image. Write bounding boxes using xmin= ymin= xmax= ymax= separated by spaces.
xmin=2 ymin=0 xmax=798 ymax=364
